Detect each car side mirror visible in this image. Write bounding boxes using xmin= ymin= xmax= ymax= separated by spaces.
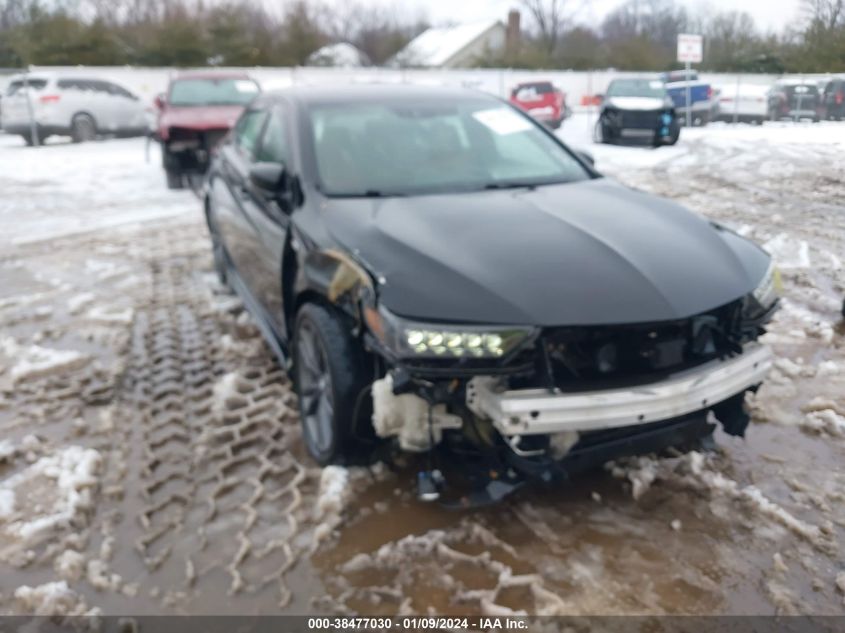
xmin=576 ymin=150 xmax=595 ymax=167
xmin=249 ymin=162 xmax=295 ymax=211
xmin=250 ymin=162 xmax=285 ymax=191
xmin=154 ymin=94 xmax=166 ymax=109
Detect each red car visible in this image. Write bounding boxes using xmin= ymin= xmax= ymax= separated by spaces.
xmin=156 ymin=72 xmax=260 ymax=189
xmin=509 ymin=81 xmax=569 ymax=129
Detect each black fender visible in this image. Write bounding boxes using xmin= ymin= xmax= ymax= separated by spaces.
xmin=284 ymin=228 xmax=376 ymax=337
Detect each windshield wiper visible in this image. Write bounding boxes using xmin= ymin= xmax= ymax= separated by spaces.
xmin=334 ymin=190 xmax=407 ymax=198
xmin=482 ymin=182 xmax=539 ymax=191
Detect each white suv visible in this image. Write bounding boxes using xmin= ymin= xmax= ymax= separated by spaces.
xmin=1 ymin=73 xmax=148 ymax=145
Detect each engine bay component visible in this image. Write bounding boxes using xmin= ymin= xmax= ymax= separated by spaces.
xmin=371 ymin=374 xmax=463 ymax=452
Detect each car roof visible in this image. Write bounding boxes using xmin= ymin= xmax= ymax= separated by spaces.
xmin=8 ymin=72 xmax=57 ymax=82
xmin=262 ymin=83 xmax=500 ymax=106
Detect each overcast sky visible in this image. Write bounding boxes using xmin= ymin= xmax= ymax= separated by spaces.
xmin=369 ymin=0 xmax=803 ymax=34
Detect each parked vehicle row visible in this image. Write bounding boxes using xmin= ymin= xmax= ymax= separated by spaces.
xmin=715 ymin=77 xmax=845 ymax=124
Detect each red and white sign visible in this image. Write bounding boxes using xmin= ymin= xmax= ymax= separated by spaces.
xmin=677 ymin=33 xmax=703 ymax=64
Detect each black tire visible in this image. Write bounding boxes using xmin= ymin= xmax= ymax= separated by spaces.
xmin=293 ymin=303 xmax=371 ymax=465
xmin=206 ymin=208 xmax=230 ymax=289
xmin=71 ymin=113 xmax=97 ymax=143
xmin=165 ymin=169 xmax=184 ymax=190
xmin=593 ymin=120 xmax=606 ymax=144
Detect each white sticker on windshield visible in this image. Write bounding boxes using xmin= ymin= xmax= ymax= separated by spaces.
xmin=473 ymin=108 xmax=533 ymax=135
xmin=235 ymin=80 xmax=259 ymax=93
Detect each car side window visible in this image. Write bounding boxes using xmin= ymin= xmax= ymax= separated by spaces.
xmin=255 ymin=109 xmax=288 ymax=164
xmin=89 ymin=80 xmax=110 ymax=94
xmin=234 ymin=110 xmax=268 ymax=159
xmin=107 ymin=82 xmax=134 ymax=99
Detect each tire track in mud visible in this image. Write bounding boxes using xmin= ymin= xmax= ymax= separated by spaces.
xmin=122 ymin=236 xmax=318 ymax=609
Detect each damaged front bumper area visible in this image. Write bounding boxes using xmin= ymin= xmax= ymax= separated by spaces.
xmin=365 ymin=301 xmax=776 ymax=505
xmin=466 ymin=343 xmax=772 ymax=437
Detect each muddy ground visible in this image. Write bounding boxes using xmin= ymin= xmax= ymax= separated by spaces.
xmin=0 ymin=119 xmax=843 ymax=617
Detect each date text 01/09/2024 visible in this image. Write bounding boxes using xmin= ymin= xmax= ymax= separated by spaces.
xmin=306 ymin=617 xmax=529 ymax=630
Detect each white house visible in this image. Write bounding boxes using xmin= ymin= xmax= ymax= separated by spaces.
xmin=392 ymin=20 xmax=507 ymax=69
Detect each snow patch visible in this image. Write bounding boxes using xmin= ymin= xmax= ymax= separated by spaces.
xmin=803 ymin=409 xmax=845 ymax=437
xmin=311 ymin=466 xmax=351 ymax=550
xmin=0 ymin=446 xmax=102 ymax=546
xmin=54 ymin=550 xmax=86 ymax=581
xmin=67 ymin=292 xmax=95 ymax=314
xmin=316 ymin=466 xmax=350 ymax=519
xmin=212 ymin=371 xmax=240 ymax=413
xmin=763 ymin=233 xmax=811 ymax=269
xmin=14 ymin=581 xmax=98 ymax=616
xmin=0 ymin=337 xmax=91 ymax=383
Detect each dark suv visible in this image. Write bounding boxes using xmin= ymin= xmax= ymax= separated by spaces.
xmin=767 ymin=82 xmax=823 ymax=122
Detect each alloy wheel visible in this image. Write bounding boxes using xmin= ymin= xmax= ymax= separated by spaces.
xmin=296 ymin=321 xmax=335 ymax=457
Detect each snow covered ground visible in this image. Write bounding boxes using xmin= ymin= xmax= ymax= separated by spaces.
xmin=0 ymin=117 xmax=844 ymax=617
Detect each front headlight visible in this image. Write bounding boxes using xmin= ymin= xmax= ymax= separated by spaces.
xmin=364 ymin=304 xmax=536 ymax=360
xmin=752 ymin=259 xmax=782 ymax=310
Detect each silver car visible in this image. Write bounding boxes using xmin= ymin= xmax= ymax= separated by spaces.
xmin=1 ymin=73 xmax=148 ymax=145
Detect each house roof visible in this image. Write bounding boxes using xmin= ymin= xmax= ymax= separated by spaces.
xmin=393 ymin=20 xmax=502 ymax=68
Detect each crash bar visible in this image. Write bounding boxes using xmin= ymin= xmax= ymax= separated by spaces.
xmin=466 ymin=343 xmax=773 ymax=436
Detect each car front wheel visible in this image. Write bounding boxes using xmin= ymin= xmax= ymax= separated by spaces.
xmin=593 ymin=120 xmax=606 ymax=144
xmin=293 ymin=303 xmax=370 ymax=465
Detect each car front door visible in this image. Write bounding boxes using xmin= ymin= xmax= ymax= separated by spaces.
xmin=212 ymin=106 xmax=268 ymax=309
xmin=236 ymin=104 xmax=294 ymax=337
xmin=107 ymin=82 xmax=145 ymax=132
xmin=88 ymin=80 xmax=120 ymax=131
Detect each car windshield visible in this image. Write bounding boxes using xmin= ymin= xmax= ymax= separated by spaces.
xmin=606 ymin=79 xmax=666 ymax=99
xmin=308 ymin=99 xmax=591 ymax=197
xmin=168 ymin=78 xmax=259 ymax=106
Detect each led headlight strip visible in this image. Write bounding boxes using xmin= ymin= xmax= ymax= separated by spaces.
xmin=752 ymin=260 xmax=782 ymax=309
xmin=406 ymin=330 xmax=507 ymax=357
xmin=367 ymin=304 xmax=535 ymax=360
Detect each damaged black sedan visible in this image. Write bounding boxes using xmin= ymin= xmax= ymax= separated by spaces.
xmin=204 ymin=85 xmax=780 ymax=506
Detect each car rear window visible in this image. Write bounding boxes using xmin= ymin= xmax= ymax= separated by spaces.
xmin=6 ymin=79 xmax=48 ymax=96
xmin=512 ymin=83 xmax=556 ymax=102
xmin=787 ymin=85 xmax=819 ymax=97
xmin=168 ymin=78 xmax=259 ymax=107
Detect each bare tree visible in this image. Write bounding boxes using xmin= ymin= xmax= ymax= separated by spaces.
xmin=803 ymin=0 xmax=844 ymax=30
xmin=519 ymin=0 xmax=582 ymax=56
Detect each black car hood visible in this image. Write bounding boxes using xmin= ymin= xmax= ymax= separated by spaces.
xmin=323 ymin=179 xmax=769 ymax=326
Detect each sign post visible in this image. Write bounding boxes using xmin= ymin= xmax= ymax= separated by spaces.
xmin=23 ymin=70 xmax=40 ymax=148
xmin=676 ymin=33 xmax=703 ymax=128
